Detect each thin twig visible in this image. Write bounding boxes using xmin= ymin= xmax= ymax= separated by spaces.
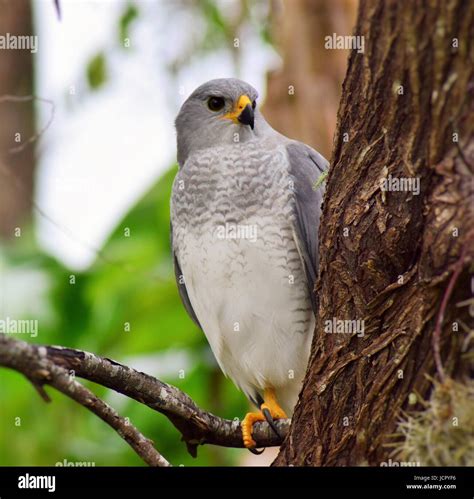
xmin=0 ymin=335 xmax=288 ymax=458
xmin=53 ymin=0 xmax=62 ymax=20
xmin=0 ymin=95 xmax=55 ymax=153
xmin=53 ymin=372 xmax=171 ymax=466
xmin=0 ymin=335 xmax=170 ymax=466
xmin=0 ymin=94 xmax=154 ymax=272
xmin=432 ymin=242 xmax=470 ymax=382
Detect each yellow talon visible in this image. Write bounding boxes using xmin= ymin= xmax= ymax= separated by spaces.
xmin=242 ymin=411 xmax=265 ymax=449
xmin=241 ymin=388 xmax=287 ymax=449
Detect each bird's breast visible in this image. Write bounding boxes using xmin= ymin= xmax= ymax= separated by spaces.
xmin=171 ymin=143 xmax=314 ymax=410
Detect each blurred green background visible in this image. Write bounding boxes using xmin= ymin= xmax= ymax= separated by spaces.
xmin=0 ymin=0 xmax=274 ymax=467
xmin=0 ymin=165 xmax=250 ymax=465
xmin=0 ymin=0 xmax=353 ymax=466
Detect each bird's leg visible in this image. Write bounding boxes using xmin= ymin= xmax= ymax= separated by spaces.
xmin=241 ymin=388 xmax=288 ymax=449
xmin=241 ymin=411 xmax=266 ymax=452
xmin=260 ymin=388 xmax=287 ymax=438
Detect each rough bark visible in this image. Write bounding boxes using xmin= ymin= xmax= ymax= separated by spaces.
xmin=275 ymin=0 xmax=473 ymax=466
xmin=0 ymin=0 xmax=35 ymax=238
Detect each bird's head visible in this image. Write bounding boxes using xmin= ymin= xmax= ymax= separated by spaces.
xmin=175 ymin=78 xmax=268 ymax=166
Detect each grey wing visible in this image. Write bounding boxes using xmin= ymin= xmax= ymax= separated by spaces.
xmin=286 ymin=142 xmax=328 ymax=313
xmin=170 ymin=222 xmax=201 ymax=329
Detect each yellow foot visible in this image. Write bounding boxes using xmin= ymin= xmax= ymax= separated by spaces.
xmin=241 ymin=388 xmax=288 ymax=449
xmin=242 ymin=411 xmax=265 ymax=449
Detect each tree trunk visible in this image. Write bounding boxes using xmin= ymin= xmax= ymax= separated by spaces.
xmin=0 ymin=0 xmax=35 ymax=239
xmin=275 ymin=0 xmax=473 ymax=466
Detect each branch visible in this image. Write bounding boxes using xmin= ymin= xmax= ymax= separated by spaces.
xmin=0 ymin=335 xmax=288 ymax=459
xmin=0 ymin=95 xmax=55 ymax=154
xmin=0 ymin=334 xmax=170 ymax=466
xmin=432 ymin=238 xmax=472 ymax=382
xmin=53 ymin=0 xmax=61 ymax=20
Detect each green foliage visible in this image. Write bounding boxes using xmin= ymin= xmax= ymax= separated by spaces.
xmin=200 ymin=0 xmax=230 ymax=50
xmin=0 ymin=165 xmax=248 ymax=466
xmin=259 ymin=22 xmax=273 ymax=45
xmin=0 ymin=0 xmax=277 ymax=468
xmin=165 ymin=0 xmax=272 ymax=75
xmin=86 ymin=52 xmax=107 ymax=90
xmin=119 ymin=3 xmax=139 ymax=46
xmin=313 ymin=170 xmax=328 ymax=190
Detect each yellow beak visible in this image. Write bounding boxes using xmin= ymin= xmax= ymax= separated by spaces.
xmin=222 ymin=95 xmax=254 ymax=129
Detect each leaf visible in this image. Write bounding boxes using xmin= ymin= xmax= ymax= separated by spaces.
xmin=313 ymin=170 xmax=328 ymax=190
xmin=86 ymin=52 xmax=107 ymax=90
xmin=119 ymin=3 xmax=139 ymax=46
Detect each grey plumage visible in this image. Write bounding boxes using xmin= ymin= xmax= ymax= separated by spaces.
xmin=171 ymin=234 xmax=201 ymax=329
xmin=171 ymin=78 xmax=327 ymax=413
xmin=175 ymin=78 xmax=260 ymax=166
xmin=286 ymin=143 xmax=327 ymax=312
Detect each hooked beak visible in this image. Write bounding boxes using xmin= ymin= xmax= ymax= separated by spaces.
xmin=238 ymin=103 xmax=254 ymax=130
xmin=223 ymin=94 xmax=254 ymax=130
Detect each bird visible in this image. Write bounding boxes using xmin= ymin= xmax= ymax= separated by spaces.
xmin=170 ymin=78 xmax=327 ymax=450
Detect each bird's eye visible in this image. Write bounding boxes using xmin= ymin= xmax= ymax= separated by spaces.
xmin=252 ymin=100 xmax=256 ymax=109
xmin=207 ymin=97 xmax=225 ymax=112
